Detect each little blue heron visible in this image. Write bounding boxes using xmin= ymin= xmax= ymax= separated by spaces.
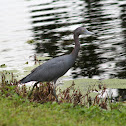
xmin=20 ymin=27 xmax=93 ymax=102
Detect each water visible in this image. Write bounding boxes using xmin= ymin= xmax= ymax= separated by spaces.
xmin=0 ymin=0 xmax=126 ymax=79
xmin=98 ymin=88 xmax=126 ymax=101
xmin=0 ymin=0 xmax=34 ymax=71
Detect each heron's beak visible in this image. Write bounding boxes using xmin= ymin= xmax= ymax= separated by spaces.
xmin=85 ymin=29 xmax=94 ymax=35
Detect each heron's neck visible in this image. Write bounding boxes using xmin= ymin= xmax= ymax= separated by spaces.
xmin=71 ymin=34 xmax=80 ymax=58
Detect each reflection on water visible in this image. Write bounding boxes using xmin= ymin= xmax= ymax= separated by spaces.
xmin=0 ymin=0 xmax=126 ymax=79
xmin=0 ymin=0 xmax=34 ymax=71
xmin=28 ymin=0 xmax=126 ymax=79
xmin=98 ymin=88 xmax=126 ymax=101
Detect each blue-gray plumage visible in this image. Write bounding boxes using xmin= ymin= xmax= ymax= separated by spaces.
xmin=21 ymin=54 xmax=75 ymax=83
xmin=20 ymin=27 xmax=93 ymax=101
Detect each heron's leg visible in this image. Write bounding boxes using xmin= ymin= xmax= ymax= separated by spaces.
xmin=28 ymin=81 xmax=39 ymax=97
xmin=52 ymin=82 xmax=58 ymax=102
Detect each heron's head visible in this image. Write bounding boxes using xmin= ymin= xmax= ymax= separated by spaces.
xmin=74 ymin=27 xmax=93 ymax=36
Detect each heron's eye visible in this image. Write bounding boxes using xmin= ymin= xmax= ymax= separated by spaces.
xmin=82 ymin=29 xmax=85 ymax=33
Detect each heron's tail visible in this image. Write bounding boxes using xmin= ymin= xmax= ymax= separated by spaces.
xmin=19 ymin=74 xmax=31 ymax=83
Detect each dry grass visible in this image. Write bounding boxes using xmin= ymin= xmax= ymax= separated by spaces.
xmin=0 ymin=72 xmax=114 ymax=110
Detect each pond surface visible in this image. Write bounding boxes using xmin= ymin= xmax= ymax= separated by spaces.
xmin=98 ymin=88 xmax=126 ymax=101
xmin=0 ymin=0 xmax=126 ymax=79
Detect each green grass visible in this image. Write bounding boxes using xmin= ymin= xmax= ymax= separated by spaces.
xmin=0 ymin=70 xmax=126 ymax=126
xmin=0 ymin=96 xmax=126 ymax=126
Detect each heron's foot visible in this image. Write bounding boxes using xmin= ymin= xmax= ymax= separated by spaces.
xmin=28 ymin=91 xmax=33 ymax=98
xmin=53 ymin=87 xmax=58 ymax=102
xmin=28 ymin=82 xmax=39 ymax=98
xmin=55 ymin=96 xmax=59 ymax=103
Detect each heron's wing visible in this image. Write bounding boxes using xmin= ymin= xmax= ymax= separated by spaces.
xmin=20 ymin=55 xmax=74 ymax=83
xmin=31 ymin=57 xmax=68 ymax=81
